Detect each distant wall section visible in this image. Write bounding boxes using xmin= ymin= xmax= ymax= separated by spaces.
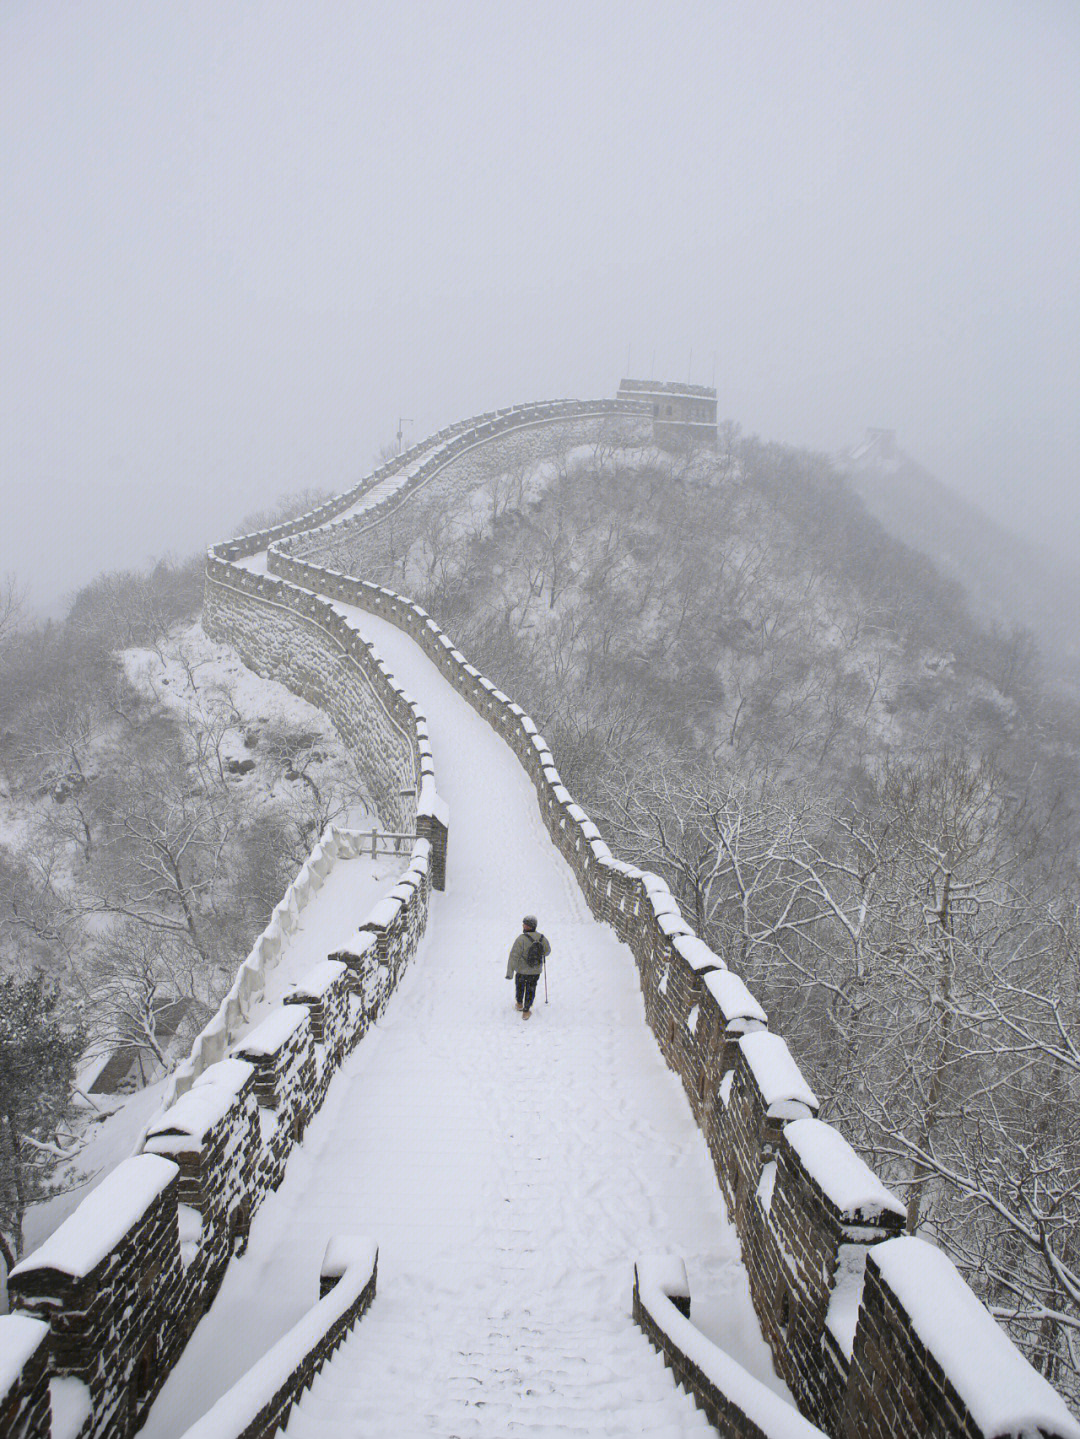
xmin=276 ymin=407 xmax=647 ymax=581
xmin=203 ymin=566 xmax=418 ymax=833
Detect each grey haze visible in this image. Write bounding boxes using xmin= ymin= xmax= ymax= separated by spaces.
xmin=2 ymin=1 xmax=1077 ymax=612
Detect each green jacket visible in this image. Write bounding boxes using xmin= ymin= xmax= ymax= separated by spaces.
xmin=506 ymin=930 xmax=550 ymax=978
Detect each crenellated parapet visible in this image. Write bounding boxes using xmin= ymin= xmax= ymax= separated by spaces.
xmin=1 ymin=905 xmax=422 ymax=1439
xmin=194 ymin=391 xmax=1075 ymax=1438
xmin=7 ymin=1155 xmax=185 ymax=1438
xmin=1 ymin=524 xmax=449 ymax=1437
xmin=3 ymin=390 xmax=1076 ymax=1439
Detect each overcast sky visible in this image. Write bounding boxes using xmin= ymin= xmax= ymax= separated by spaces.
xmin=3 ymin=1 xmax=1078 ymax=614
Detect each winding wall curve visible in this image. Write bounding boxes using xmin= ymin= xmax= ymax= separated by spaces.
xmin=2 ymin=394 xmax=1075 ymax=1439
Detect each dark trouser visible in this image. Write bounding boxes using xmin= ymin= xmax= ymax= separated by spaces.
xmin=515 ymin=971 xmax=540 ymax=1010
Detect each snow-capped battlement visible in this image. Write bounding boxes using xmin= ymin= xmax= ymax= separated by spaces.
xmin=3 ymin=393 xmax=1074 ymax=1439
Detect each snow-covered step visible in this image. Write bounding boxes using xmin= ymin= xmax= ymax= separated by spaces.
xmin=284 ymin=1282 xmax=717 ymax=1437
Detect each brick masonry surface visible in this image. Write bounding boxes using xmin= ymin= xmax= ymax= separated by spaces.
xmin=280 ymin=410 xmax=647 ymax=582
xmin=202 ymin=570 xmax=419 ymax=834
xmin=4 ymin=889 xmax=426 ymax=1439
xmin=219 ymin=398 xmax=1076 ymax=1439
xmin=4 ymin=395 xmax=1075 ymax=1439
xmin=0 ymin=1316 xmax=52 ymax=1439
xmin=8 ymin=1161 xmax=186 ymax=1438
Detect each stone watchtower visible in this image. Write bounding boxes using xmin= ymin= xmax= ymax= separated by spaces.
xmin=617 ymin=378 xmax=718 ymax=450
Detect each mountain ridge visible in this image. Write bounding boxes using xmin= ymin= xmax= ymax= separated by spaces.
xmin=837 ymin=429 xmax=1080 ymax=687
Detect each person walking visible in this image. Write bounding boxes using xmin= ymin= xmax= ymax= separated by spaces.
xmin=506 ymin=915 xmax=550 ymax=1020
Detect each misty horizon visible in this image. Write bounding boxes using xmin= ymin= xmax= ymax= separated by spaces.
xmin=3 ymin=2 xmax=1078 ymax=616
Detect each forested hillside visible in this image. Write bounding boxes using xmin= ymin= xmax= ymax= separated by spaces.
xmin=388 ymin=433 xmax=1080 ymax=1397
xmin=840 ymin=434 xmax=1080 ymax=689
xmin=0 ymin=494 xmax=370 ymax=1267
xmin=3 ymin=433 xmax=1079 ymax=1395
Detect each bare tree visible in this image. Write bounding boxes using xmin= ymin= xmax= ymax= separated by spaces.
xmin=88 ymin=925 xmax=214 ymax=1078
xmin=0 ymin=575 xmax=23 ymax=649
xmin=182 ymin=691 xmax=243 ymax=790
xmin=92 ymin=752 xmax=231 ymax=969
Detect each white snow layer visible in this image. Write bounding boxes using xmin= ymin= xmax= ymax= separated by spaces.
xmin=320 ymin=1235 xmax=377 ymax=1283
xmin=49 ymin=1376 xmax=93 ymax=1439
xmin=0 ymin=1314 xmax=49 ymax=1399
xmin=871 ymin=1237 xmax=1080 ymax=1439
xmin=738 ymin=1032 xmax=819 ymax=1113
xmin=756 ymin=1160 xmax=778 ymax=1214
xmin=145 ymin=1062 xmax=254 ymax=1146
xmin=673 ymin=933 xmax=723 ymax=973
xmin=235 ymin=1003 xmax=307 ymax=1058
xmin=290 ymin=958 xmax=348 ymax=1000
xmin=783 ymin=1118 xmax=904 ymax=1222
xmin=141 ymin=596 xmax=787 ymax=1438
xmin=11 ymin=1154 xmax=177 ymax=1281
xmin=178 ymin=1240 xmax=377 ymax=1439
xmin=824 ymin=1243 xmax=867 ymax=1360
xmin=704 ymin=970 xmax=768 ymax=1027
xmin=637 ymin=1252 xmax=691 ymax=1304
xmin=635 ymin=1260 xmax=826 ymax=1438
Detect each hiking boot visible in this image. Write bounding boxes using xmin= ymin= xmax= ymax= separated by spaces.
xmin=515 ymin=1002 xmax=524 ymax=1011
xmin=523 ymin=1009 xmax=531 ymax=1020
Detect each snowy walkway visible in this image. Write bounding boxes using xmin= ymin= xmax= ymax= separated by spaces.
xmin=143 ymin=600 xmax=787 ymax=1438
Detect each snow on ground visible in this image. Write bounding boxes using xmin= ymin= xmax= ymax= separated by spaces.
xmin=121 ymin=621 xmax=374 ymax=831
xmin=16 ymin=626 xmax=404 ymax=1268
xmin=143 ymin=597 xmax=792 ymax=1439
xmin=21 ymin=843 xmax=405 ymax=1260
xmin=20 ymin=1080 xmax=168 ymax=1260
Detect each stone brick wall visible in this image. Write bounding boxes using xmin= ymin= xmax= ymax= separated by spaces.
xmin=835 ymin=1236 xmax=1080 ymax=1439
xmin=284 ymin=958 xmax=353 ymax=1097
xmin=8 ymin=1156 xmax=185 ymax=1438
xmin=840 ymin=1246 xmax=956 ymax=1439
xmin=278 ymin=403 xmax=648 ymax=581
xmin=0 ymin=622 xmax=439 ymax=1439
xmin=235 ymin=1006 xmax=317 ymax=1195
xmin=203 ymin=565 xmax=420 ymax=833
xmin=143 ymin=1058 xmax=261 ymax=1315
xmin=0 ymin=1315 xmax=52 ymax=1439
xmin=200 ymin=395 xmax=1077 ymax=1438
xmin=2 ymin=859 xmax=427 ymax=1439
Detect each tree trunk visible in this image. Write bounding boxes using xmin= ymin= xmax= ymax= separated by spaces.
xmin=3 ymin=1114 xmax=27 ymax=1258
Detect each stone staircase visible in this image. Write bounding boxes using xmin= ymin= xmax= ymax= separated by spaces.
xmin=284 ymin=1273 xmax=715 ymax=1438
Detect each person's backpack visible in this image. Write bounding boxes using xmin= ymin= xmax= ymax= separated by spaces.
xmin=526 ymin=934 xmax=545 ymax=968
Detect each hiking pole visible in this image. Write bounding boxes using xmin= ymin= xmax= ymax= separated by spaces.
xmin=544 ymin=960 xmax=548 ymax=1005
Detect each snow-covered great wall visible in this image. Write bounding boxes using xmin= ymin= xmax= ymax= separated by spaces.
xmin=2 ymin=396 xmax=1077 ymax=1439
